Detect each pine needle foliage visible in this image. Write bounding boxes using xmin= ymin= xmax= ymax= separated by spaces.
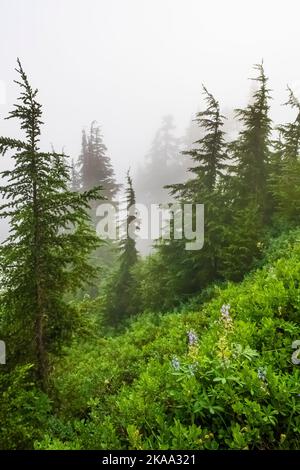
xmin=0 ymin=60 xmax=103 ymax=388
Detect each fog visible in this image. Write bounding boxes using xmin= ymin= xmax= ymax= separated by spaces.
xmin=0 ymin=0 xmax=299 ymax=217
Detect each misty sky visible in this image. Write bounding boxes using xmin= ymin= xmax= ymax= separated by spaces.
xmin=0 ymin=0 xmax=300 ymax=182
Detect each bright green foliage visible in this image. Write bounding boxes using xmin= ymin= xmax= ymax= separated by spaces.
xmin=0 ymin=365 xmax=50 ymax=449
xmin=34 ymin=230 xmax=300 ymax=450
xmin=0 ymin=60 xmax=102 ymax=387
xmin=221 ymin=202 xmax=265 ymax=281
xmin=271 ymin=157 xmax=300 ymax=223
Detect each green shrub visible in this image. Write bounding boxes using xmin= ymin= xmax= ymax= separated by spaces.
xmin=0 ymin=365 xmax=50 ymax=449
xmin=37 ymin=230 xmax=300 ymax=449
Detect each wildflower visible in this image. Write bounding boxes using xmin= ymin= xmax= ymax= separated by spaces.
xmin=220 ymin=304 xmax=231 ymax=321
xmin=171 ymin=356 xmax=180 ymax=370
xmin=187 ymin=330 xmax=198 ymax=346
xmin=257 ymin=367 xmax=267 ymax=382
xmin=291 ymin=340 xmax=300 ymax=365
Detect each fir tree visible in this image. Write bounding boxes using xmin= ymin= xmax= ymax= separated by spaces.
xmin=231 ymin=63 xmax=272 ymax=218
xmin=118 ymin=171 xmax=138 ymax=278
xmin=135 ymin=115 xmax=181 ymax=205
xmin=181 ymin=85 xmax=227 ymax=193
xmin=104 ymin=171 xmax=138 ymax=324
xmin=269 ymin=87 xmax=300 ymax=223
xmin=221 ymin=64 xmax=272 ymax=279
xmin=277 ymin=87 xmax=300 ymax=160
xmin=79 ymin=121 xmax=119 ymax=202
xmin=0 ymin=60 xmax=102 ymax=388
xmin=162 ymin=86 xmax=228 ymax=286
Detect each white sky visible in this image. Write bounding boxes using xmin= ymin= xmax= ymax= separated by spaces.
xmin=0 ymin=0 xmax=300 ymax=181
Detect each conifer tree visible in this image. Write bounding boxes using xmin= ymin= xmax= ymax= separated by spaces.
xmin=135 ymin=115 xmax=181 ymax=205
xmin=0 ymin=60 xmax=102 ymax=388
xmin=231 ymin=63 xmax=272 ymax=218
xmin=277 ymin=87 xmax=300 ymax=160
xmin=181 ymin=85 xmax=227 ymax=194
xmin=161 ymin=86 xmax=228 ymax=289
xmin=269 ymin=87 xmax=300 ymax=223
xmin=104 ymin=171 xmax=138 ymax=324
xmin=118 ymin=171 xmax=138 ymax=279
xmin=221 ymin=64 xmax=272 ymax=279
xmin=79 ymin=122 xmax=118 ymax=203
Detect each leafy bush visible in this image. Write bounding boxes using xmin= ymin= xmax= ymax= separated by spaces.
xmin=36 ymin=230 xmax=300 ymax=449
xmin=0 ymin=365 xmax=50 ymax=449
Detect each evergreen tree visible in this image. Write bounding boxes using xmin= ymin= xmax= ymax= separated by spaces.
xmin=77 ymin=123 xmax=120 ymax=296
xmin=269 ymin=87 xmax=300 ymax=223
xmin=104 ymin=171 xmax=138 ymax=324
xmin=231 ymin=63 xmax=272 ymax=218
xmin=119 ymin=171 xmax=138 ymax=276
xmin=135 ymin=115 xmax=181 ymax=206
xmin=0 ymin=60 xmax=102 ymax=388
xmin=220 ymin=64 xmax=273 ymax=280
xmin=277 ymin=87 xmax=300 ymax=160
xmin=162 ymin=86 xmax=228 ymax=288
xmin=182 ymin=85 xmax=227 ymax=193
xmin=79 ymin=121 xmax=119 ymax=203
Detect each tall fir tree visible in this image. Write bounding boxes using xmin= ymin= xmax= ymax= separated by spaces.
xmin=181 ymin=85 xmax=227 ymax=193
xmin=221 ymin=63 xmax=272 ymax=280
xmin=104 ymin=171 xmax=138 ymax=324
xmin=77 ymin=123 xmax=120 ymax=295
xmin=231 ymin=63 xmax=272 ymax=218
xmin=277 ymin=87 xmax=300 ymax=160
xmin=269 ymin=87 xmax=300 ymax=223
xmin=135 ymin=115 xmax=181 ymax=206
xmin=161 ymin=86 xmax=228 ymax=290
xmin=0 ymin=60 xmax=102 ymax=389
xmin=78 ymin=121 xmax=119 ymax=203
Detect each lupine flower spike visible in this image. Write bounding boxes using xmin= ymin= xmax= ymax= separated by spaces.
xmin=187 ymin=330 xmax=198 ymax=346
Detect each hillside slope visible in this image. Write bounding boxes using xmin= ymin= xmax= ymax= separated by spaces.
xmin=38 ymin=230 xmax=300 ymax=450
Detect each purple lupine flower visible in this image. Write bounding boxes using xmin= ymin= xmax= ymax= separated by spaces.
xmin=220 ymin=304 xmax=231 ymax=321
xmin=187 ymin=330 xmax=198 ymax=346
xmin=171 ymin=356 xmax=180 ymax=370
